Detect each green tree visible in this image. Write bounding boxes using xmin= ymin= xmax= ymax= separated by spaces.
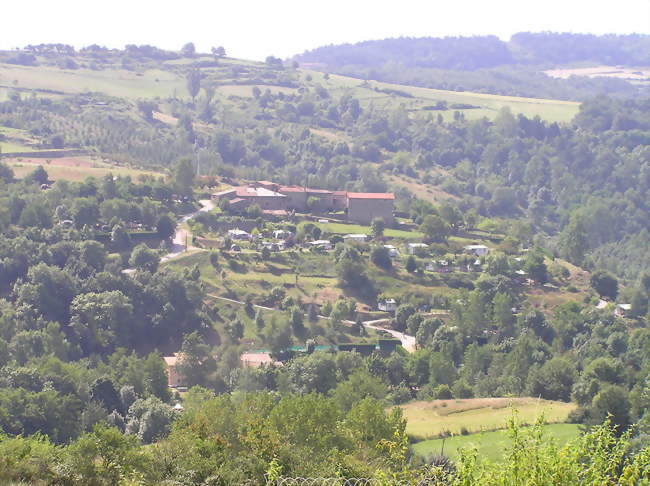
xmin=419 ymin=214 xmax=450 ymax=243
xmin=129 ymin=244 xmax=159 ymax=273
xmin=371 ymin=246 xmax=392 ymax=269
xmin=370 ymin=217 xmax=385 ymax=238
xmin=405 ymin=255 xmax=417 ymax=273
xmin=186 ymin=69 xmax=201 ymax=102
xmin=175 ymin=332 xmax=216 ymax=388
xmin=524 ymin=248 xmax=548 ymax=283
xmin=156 ymin=214 xmax=176 ymax=240
xmin=559 ymin=215 xmax=588 ymax=265
xmin=590 ymin=270 xmax=619 ymax=300
xmin=172 ymin=157 xmax=195 ymax=197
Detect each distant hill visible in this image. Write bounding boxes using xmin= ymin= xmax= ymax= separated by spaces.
xmin=295 ymin=33 xmax=650 ymax=70
xmin=294 ymin=33 xmax=650 ymax=101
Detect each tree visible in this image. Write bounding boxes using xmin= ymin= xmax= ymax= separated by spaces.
xmin=186 ymin=69 xmax=201 ymax=102
xmin=28 ymin=165 xmax=49 ymax=185
xmin=371 ymin=246 xmax=392 ymax=269
xmin=129 ymin=244 xmax=159 ymax=273
xmin=419 ymin=214 xmax=450 ymax=243
xmin=527 ymin=358 xmax=577 ymax=401
xmin=405 ymin=255 xmax=417 ymax=273
xmin=290 ymin=306 xmax=305 ymax=334
xmin=90 ymin=377 xmax=122 ymax=413
xmin=590 ymin=270 xmax=618 ymax=300
xmin=588 ymin=385 xmax=631 ymax=433
xmin=175 ymin=332 xmax=216 ymax=388
xmin=524 ymin=248 xmax=548 ymax=284
xmin=559 ymin=215 xmax=588 ymax=265
xmin=370 ymin=217 xmax=385 ymax=238
xmin=72 ymin=198 xmax=100 ymax=229
xmin=180 ymin=42 xmax=196 ymax=57
xmin=0 ymin=162 xmax=13 ymax=182
xmin=172 ymin=157 xmax=195 ymax=197
xmin=111 ymin=224 xmax=131 ymax=251
xmin=211 ymin=46 xmax=226 ymax=58
xmin=156 ymin=214 xmax=175 ymax=240
xmin=137 ymin=100 xmax=156 ymax=122
xmin=125 ymin=397 xmax=175 ymax=444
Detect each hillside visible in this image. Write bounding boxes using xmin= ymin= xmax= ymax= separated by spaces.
xmin=0 ymin=42 xmax=648 ymax=484
xmin=294 ymin=33 xmax=650 ymax=100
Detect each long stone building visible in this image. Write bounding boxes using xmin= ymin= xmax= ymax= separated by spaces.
xmin=212 ymin=181 xmax=394 ymax=224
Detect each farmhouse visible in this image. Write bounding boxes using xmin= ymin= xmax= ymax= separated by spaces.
xmin=346 ymin=192 xmax=395 ymax=225
xmin=213 ymin=181 xmax=394 ymax=224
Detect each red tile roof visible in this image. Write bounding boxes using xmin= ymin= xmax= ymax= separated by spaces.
xmin=347 ymin=192 xmax=395 ymax=200
xmin=279 ymin=186 xmax=306 ymax=193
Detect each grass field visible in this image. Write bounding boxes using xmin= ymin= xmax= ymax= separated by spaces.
xmin=397 ymin=397 xmax=577 ymax=440
xmin=4 ymin=157 xmax=163 ymax=182
xmin=317 ymin=222 xmax=423 ymax=239
xmin=0 ymin=63 xmax=186 ymax=99
xmin=412 ymin=423 xmax=580 ymax=461
xmin=304 ymin=71 xmax=580 ymax=122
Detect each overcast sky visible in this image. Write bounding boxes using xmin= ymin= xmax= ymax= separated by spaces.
xmin=2 ymin=0 xmax=649 ymax=60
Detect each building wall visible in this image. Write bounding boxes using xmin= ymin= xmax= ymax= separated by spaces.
xmin=280 ymin=190 xmax=308 ymax=211
xmin=347 ymin=198 xmax=394 ymax=225
xmin=306 ymin=192 xmax=334 ymax=212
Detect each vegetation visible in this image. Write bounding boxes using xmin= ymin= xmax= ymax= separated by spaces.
xmin=0 ymin=38 xmax=647 ymax=483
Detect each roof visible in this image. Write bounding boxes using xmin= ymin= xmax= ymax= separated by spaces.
xmin=333 ymin=190 xmax=347 ymax=196
xmin=306 ymin=188 xmax=333 ymax=194
xmin=228 ymin=229 xmax=250 ymax=235
xmin=464 ymin=244 xmax=489 ymax=250
xmin=617 ymin=303 xmax=632 ymax=310
xmin=310 ymin=239 xmax=331 ymax=245
xmin=347 ymin=192 xmax=395 ymax=200
xmin=279 ymin=186 xmax=306 ymax=193
xmin=343 ymin=234 xmax=368 ymax=238
xmin=408 ymin=242 xmax=428 ymax=247
xmin=235 ymin=186 xmax=286 ymax=198
xmin=241 ymin=352 xmax=275 ymax=367
xmin=213 ymin=188 xmax=236 ymax=196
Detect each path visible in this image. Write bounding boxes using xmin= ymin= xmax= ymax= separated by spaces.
xmin=123 ymin=199 xmax=215 ymax=274
xmin=159 ymin=199 xmax=214 ymax=263
xmin=208 ymin=295 xmax=417 ymax=353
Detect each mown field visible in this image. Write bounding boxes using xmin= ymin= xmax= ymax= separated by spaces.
xmin=397 ymin=397 xmax=577 ymax=440
xmin=4 ymin=157 xmax=163 ymax=181
xmin=412 ymin=423 xmax=581 ymax=461
xmin=317 ymin=221 xmax=422 ymax=239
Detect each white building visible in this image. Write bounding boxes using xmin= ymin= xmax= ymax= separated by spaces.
xmin=309 ymin=240 xmax=333 ymax=250
xmin=407 ymin=242 xmax=428 ymax=255
xmin=228 ymin=228 xmax=252 ymax=240
xmin=378 ymin=298 xmax=398 ymax=312
xmin=464 ymin=244 xmax=490 ymax=257
xmin=343 ymin=234 xmax=368 ymax=242
xmin=383 ymin=245 xmax=400 ymax=257
xmin=273 ymin=229 xmax=293 ymax=239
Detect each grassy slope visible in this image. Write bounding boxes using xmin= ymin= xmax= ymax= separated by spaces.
xmin=397 ymin=397 xmax=577 ymax=440
xmin=412 ymin=423 xmax=580 ymax=461
xmin=304 ymin=71 xmax=580 ymax=122
xmin=5 ymin=158 xmax=163 ymax=182
xmin=0 ymin=57 xmax=579 ymax=121
xmin=0 ymin=63 xmax=186 ymax=99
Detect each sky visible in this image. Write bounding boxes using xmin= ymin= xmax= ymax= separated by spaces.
xmin=1 ymin=0 xmax=649 ymax=61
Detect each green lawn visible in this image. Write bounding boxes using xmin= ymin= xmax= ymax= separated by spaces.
xmin=412 ymin=423 xmax=580 ymax=462
xmin=318 ymin=222 xmax=422 ymax=239
xmin=397 ymin=397 xmax=577 ymax=440
xmin=5 ymin=159 xmax=163 ymax=182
